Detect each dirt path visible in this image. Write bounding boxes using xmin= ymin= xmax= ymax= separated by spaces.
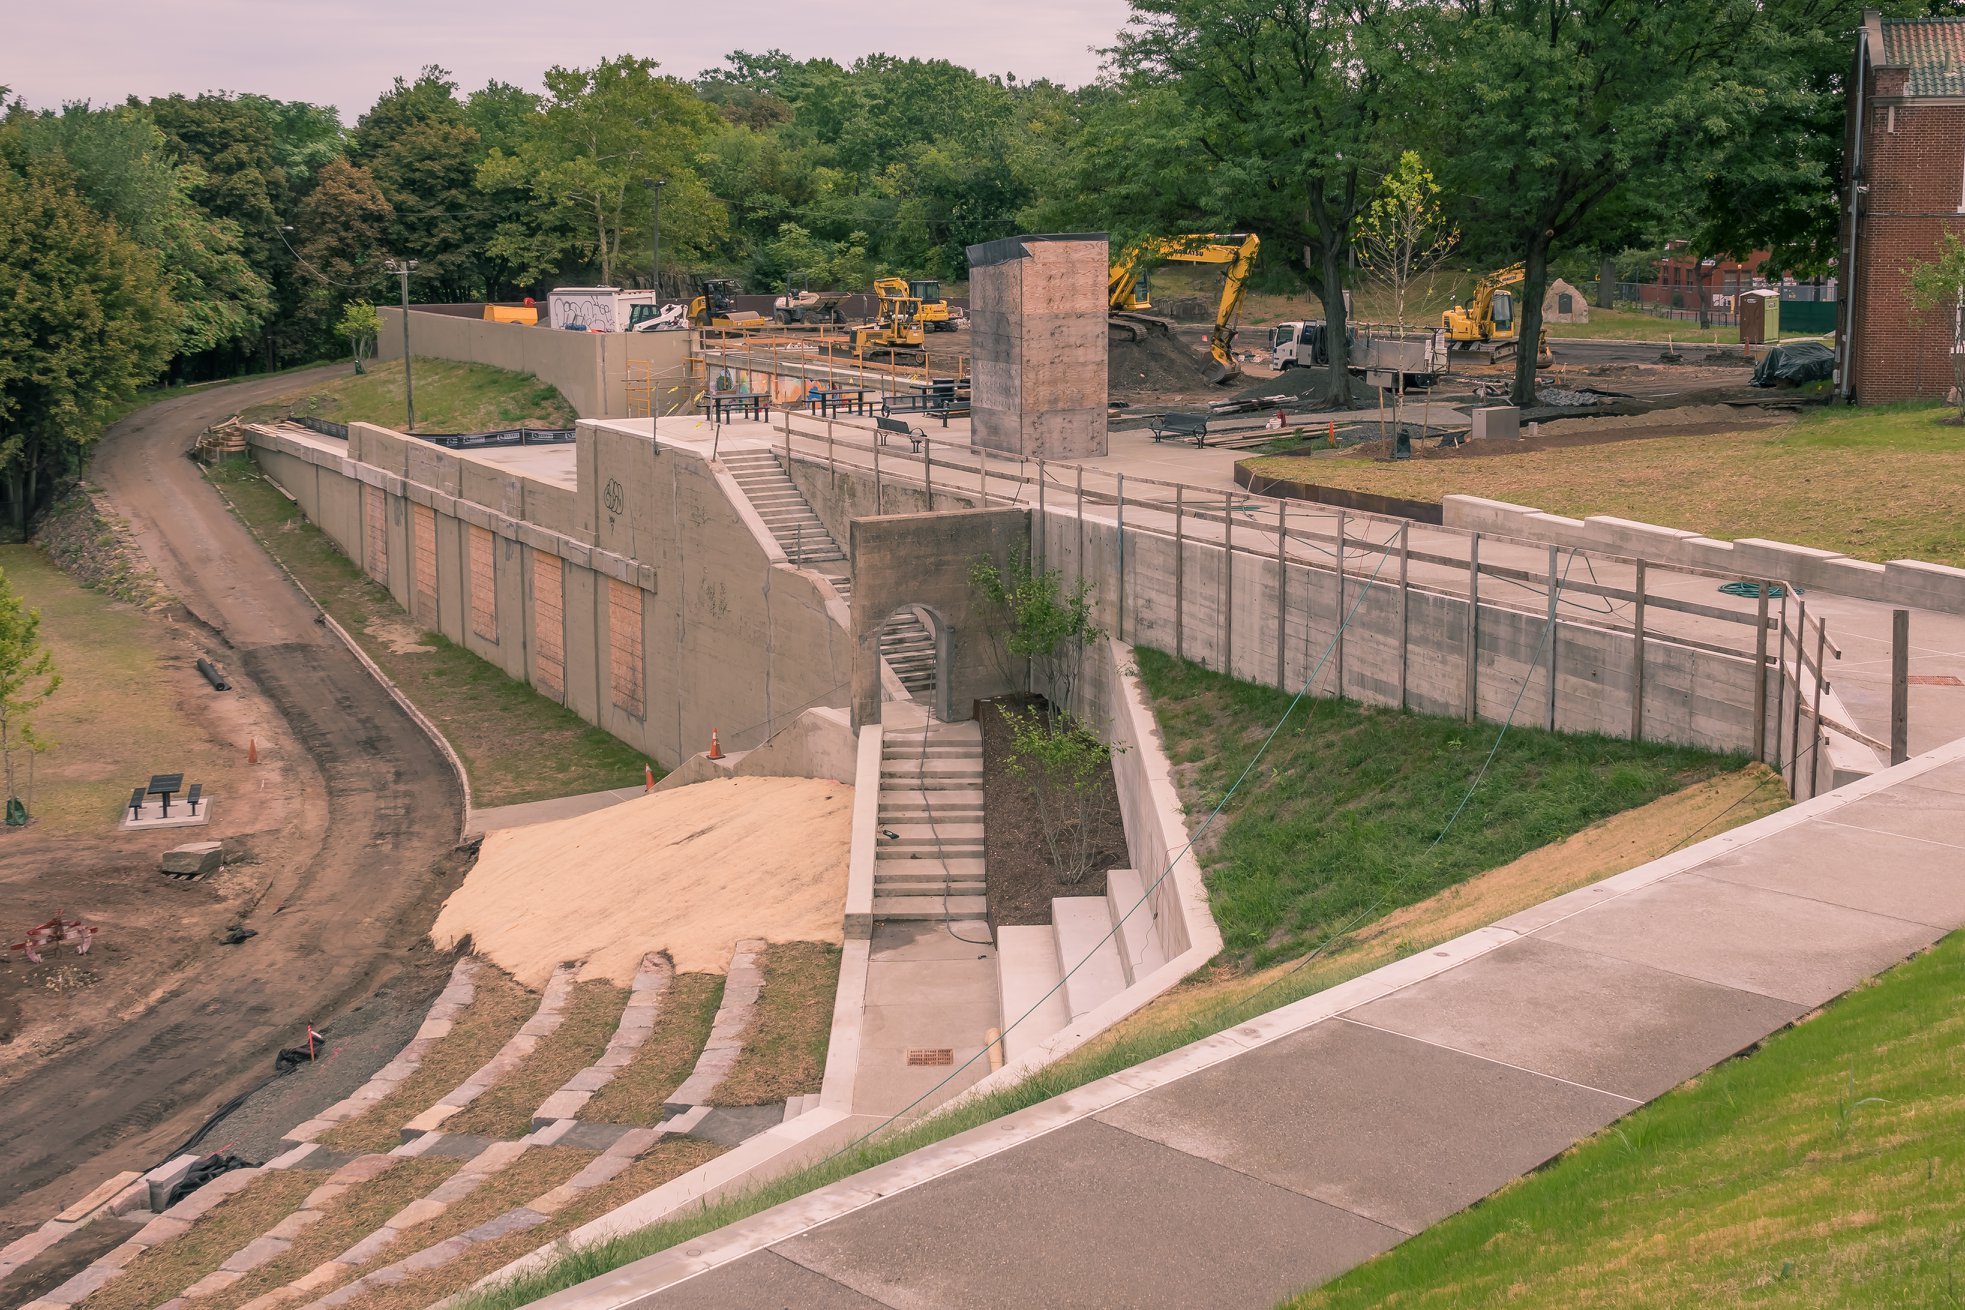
xmin=0 ymin=371 xmax=465 ymax=1240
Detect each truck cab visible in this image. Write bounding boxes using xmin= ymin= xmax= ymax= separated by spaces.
xmin=1271 ymin=321 xmax=1353 ymax=370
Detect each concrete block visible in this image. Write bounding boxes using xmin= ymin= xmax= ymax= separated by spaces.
xmin=57 ymin=1171 xmax=143 ymax=1222
xmin=142 ymin=1155 xmax=201 ymax=1212
xmin=160 ymin=842 xmax=223 ymax=878
xmin=1885 ymin=558 xmax=1965 ymax=615
xmin=1440 ymin=494 xmax=1540 ymax=537
xmin=1470 ymin=406 xmax=1520 ymax=441
xmin=1053 ymin=897 xmax=1128 ymax=1016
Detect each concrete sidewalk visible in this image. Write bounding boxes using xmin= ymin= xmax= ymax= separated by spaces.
xmin=531 ymin=738 xmax=1965 ymax=1310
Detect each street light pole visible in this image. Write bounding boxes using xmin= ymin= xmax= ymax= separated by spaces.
xmin=645 ymin=177 xmax=666 ymax=433
xmin=385 ymin=258 xmax=419 ymax=431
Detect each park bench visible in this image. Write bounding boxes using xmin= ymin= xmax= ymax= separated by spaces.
xmin=128 ymin=788 xmax=145 ymax=821
xmin=881 ymin=389 xmax=963 ymax=427
xmin=1148 ymin=412 xmax=1210 ymax=446
xmin=186 ymin=783 xmax=203 ymax=816
xmin=876 ymin=414 xmax=927 ymax=453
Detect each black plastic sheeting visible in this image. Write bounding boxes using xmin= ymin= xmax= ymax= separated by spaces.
xmin=165 ymin=1153 xmax=256 ymax=1207
xmin=1750 ymin=340 xmax=1835 ymax=387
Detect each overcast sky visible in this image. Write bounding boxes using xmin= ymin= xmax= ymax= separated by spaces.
xmin=8 ymin=1 xmax=1131 ymax=121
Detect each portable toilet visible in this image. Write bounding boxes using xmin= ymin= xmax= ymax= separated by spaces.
xmin=1739 ymin=288 xmax=1781 ymax=345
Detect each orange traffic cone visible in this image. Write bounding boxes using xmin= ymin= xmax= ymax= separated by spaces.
xmin=248 ymin=738 xmax=258 ymax=764
xmin=708 ymin=729 xmax=724 ymax=761
xmin=644 ymin=763 xmax=655 ymax=792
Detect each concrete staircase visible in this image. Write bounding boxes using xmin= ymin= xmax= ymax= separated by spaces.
xmin=719 ymin=451 xmax=936 ymax=698
xmin=874 ymin=719 xmax=986 ymax=921
xmin=994 ymin=870 xmax=1167 ymax=1063
xmin=719 ymin=450 xmax=844 ymax=568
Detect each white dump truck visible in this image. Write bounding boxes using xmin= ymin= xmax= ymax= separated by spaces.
xmin=1271 ymin=321 xmax=1449 ymax=385
xmin=546 ymin=287 xmax=683 ymax=333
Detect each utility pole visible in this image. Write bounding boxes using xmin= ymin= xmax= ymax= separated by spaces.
xmin=644 ymin=178 xmax=666 ymax=434
xmin=385 ymin=259 xmax=419 ymax=431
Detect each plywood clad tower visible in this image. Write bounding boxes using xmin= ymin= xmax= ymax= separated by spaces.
xmin=966 ymin=233 xmax=1110 ymax=458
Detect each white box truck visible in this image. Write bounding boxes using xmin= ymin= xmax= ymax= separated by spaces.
xmin=546 ymin=287 xmax=678 ymax=333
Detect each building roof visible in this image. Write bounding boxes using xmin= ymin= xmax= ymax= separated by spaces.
xmin=1881 ymin=16 xmax=1965 ymax=97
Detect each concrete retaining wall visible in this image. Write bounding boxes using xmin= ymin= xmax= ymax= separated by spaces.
xmin=376 ymin=309 xmax=690 ymax=420
xmin=1443 ymin=494 xmax=1965 ymax=616
xmin=1034 ymin=504 xmax=1787 ymax=772
xmin=249 ymin=420 xmax=854 ymax=769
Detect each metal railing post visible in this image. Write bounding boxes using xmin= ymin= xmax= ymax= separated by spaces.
xmin=1892 ymin=608 xmax=1910 ymax=766
xmin=1275 ymin=501 xmax=1288 ymax=690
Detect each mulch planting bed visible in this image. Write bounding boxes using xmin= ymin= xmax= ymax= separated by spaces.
xmin=977 ymin=696 xmax=1130 ymax=929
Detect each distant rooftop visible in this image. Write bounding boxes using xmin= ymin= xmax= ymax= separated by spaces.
xmin=1881 ymin=16 xmax=1965 ymax=97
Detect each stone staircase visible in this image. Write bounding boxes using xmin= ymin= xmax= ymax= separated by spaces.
xmin=993 ymin=870 xmax=1167 ymax=1063
xmin=718 ymin=450 xmax=937 ymax=698
xmin=874 ymin=718 xmax=986 ymax=921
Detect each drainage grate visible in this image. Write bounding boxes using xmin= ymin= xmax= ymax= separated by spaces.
xmin=906 ymin=1048 xmax=955 ymax=1067
xmin=1909 ymin=675 xmax=1965 ymax=687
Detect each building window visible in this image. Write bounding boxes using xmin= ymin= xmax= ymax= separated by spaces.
xmin=608 ymin=576 xmax=645 ymax=718
xmin=468 ymin=524 xmax=497 ymax=642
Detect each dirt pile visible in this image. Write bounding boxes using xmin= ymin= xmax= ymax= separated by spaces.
xmin=1109 ymin=328 xmax=1221 ymax=396
xmin=431 ymin=775 xmax=851 ymax=983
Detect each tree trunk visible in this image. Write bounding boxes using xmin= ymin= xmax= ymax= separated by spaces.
xmin=1597 ymin=256 xmax=1616 ymax=309
xmin=1319 ymin=242 xmax=1356 ymax=409
xmin=595 ymin=202 xmax=611 ymax=286
xmin=1511 ymin=237 xmax=1551 ymax=407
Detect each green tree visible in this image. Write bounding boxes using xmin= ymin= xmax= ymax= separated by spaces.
xmin=1355 ymin=150 xmax=1458 ymax=334
xmin=288 ymin=158 xmax=394 ymax=354
xmin=353 ymin=68 xmax=489 ymax=302
xmin=477 ymin=57 xmax=725 ymax=287
xmin=0 ymin=566 xmax=60 ymax=814
xmin=0 ymin=149 xmax=173 ymax=533
xmin=1428 ymin=0 xmax=1769 ymax=404
xmin=335 ymin=300 xmax=381 ymax=371
xmin=6 ymin=102 xmax=272 ymax=362
xmin=970 ymin=548 xmax=1102 ymax=707
xmin=1109 ymin=0 xmax=1415 ymax=405
xmin=1906 ymin=231 xmax=1965 ymax=420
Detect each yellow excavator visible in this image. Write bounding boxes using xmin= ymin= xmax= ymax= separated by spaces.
xmin=854 ymin=276 xmax=931 ymax=357
xmin=1108 ymin=232 xmax=1260 ymax=383
xmin=1441 ymin=264 xmax=1553 ymax=366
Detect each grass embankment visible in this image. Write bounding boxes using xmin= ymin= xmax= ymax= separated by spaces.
xmin=1133 ymin=647 xmax=1745 ymax=967
xmin=0 ymin=545 xmax=242 ymax=835
xmin=246 ymin=358 xmax=575 ymax=434
xmin=1294 ymin=930 xmax=1965 ymax=1309
xmin=320 ymin=965 xmax=537 ymax=1154
xmin=713 ymin=943 xmax=842 ymax=1106
xmin=445 ymin=980 xmax=627 ymax=1138
xmin=205 ymin=462 xmax=650 ymax=807
xmin=582 ymin=972 xmax=724 ymax=1124
xmin=80 ymin=1171 xmax=320 ymax=1310
xmin=1243 ymin=402 xmax=1965 ymax=567
xmin=460 ymin=658 xmax=1775 ymax=1309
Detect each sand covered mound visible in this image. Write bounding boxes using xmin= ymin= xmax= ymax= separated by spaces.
xmin=432 ymin=776 xmax=851 ymax=985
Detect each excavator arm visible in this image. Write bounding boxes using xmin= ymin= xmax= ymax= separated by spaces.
xmin=1108 ymin=233 xmax=1260 ymax=382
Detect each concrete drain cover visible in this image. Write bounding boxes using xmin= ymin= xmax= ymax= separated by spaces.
xmin=1909 ymin=675 xmax=1965 ymax=686
xmin=906 ymin=1048 xmax=955 ymax=1067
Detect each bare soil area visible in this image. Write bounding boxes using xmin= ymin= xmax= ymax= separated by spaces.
xmin=977 ymin=697 xmax=1129 ymax=928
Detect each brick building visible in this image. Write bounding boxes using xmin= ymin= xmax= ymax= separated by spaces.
xmin=1637 ymin=242 xmax=1770 ymax=315
xmin=1839 ymin=10 xmax=1965 ymax=402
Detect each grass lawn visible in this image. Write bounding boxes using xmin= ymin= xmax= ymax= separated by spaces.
xmin=244 ymin=358 xmax=575 ymax=434
xmin=713 ymin=942 xmax=841 ymax=1106
xmin=1292 ymin=930 xmax=1965 ymax=1309
xmin=205 ymin=461 xmax=652 ymax=807
xmin=0 ymin=545 xmax=244 ymax=835
xmin=1242 ymin=402 xmax=1965 ymax=567
xmin=1133 ymin=647 xmax=1743 ymax=967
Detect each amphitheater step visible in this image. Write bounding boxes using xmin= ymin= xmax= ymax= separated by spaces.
xmin=402 ymin=963 xmax=580 ymax=1140
xmin=530 ymin=951 xmax=673 ymax=1128
xmin=663 ymin=939 xmax=765 ymax=1113
xmin=873 ymin=856 xmax=986 ymax=879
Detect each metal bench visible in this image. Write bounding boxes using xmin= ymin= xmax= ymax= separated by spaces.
xmin=186 ymin=782 xmax=203 ymax=816
xmin=128 ymin=787 xmax=146 ymax=821
xmin=876 ymin=414 xmax=926 ymax=452
xmin=880 ymin=389 xmax=964 ymax=427
xmin=1148 ymin=413 xmax=1210 ymax=446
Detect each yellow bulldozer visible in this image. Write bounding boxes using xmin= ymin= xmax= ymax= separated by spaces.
xmin=1441 ymin=264 xmax=1553 ymax=366
xmin=1108 ymin=232 xmax=1260 ymax=384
